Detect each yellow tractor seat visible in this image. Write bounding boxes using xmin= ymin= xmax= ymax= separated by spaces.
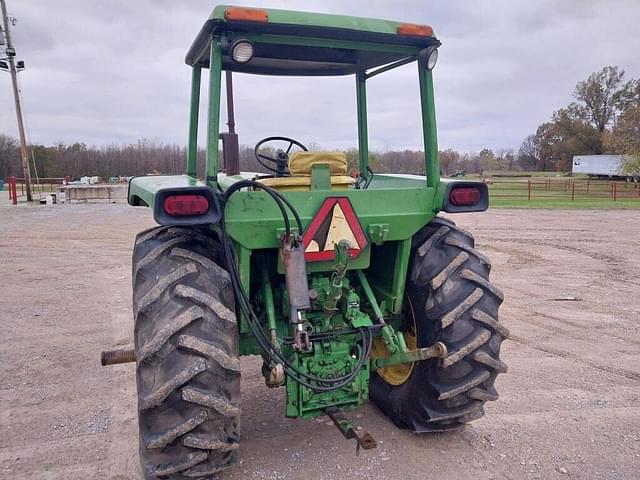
xmin=289 ymin=151 xmax=348 ymax=175
xmin=258 ymin=151 xmax=355 ymax=191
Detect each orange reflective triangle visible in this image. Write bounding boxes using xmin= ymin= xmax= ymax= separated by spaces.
xmin=302 ymin=197 xmax=368 ymax=262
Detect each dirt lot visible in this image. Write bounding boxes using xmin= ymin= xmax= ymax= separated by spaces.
xmin=1 ymin=198 xmax=639 ymax=480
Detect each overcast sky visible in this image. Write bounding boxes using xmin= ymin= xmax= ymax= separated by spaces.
xmin=1 ymin=0 xmax=639 ymax=153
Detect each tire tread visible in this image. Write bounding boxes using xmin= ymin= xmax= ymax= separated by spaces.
xmin=133 ymin=226 xmax=239 ymax=479
xmin=370 ymin=217 xmax=508 ymax=431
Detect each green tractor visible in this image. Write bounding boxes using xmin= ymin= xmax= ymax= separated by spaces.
xmin=111 ymin=5 xmax=509 ymax=478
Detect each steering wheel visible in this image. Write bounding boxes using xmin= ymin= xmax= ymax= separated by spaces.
xmin=254 ymin=136 xmax=308 ymax=177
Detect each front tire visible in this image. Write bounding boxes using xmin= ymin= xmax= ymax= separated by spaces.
xmin=370 ymin=217 xmax=509 ymax=431
xmin=132 ymin=226 xmax=240 ymax=479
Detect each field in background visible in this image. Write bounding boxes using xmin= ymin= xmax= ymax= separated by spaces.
xmin=5 ymin=174 xmax=640 ymax=209
xmin=482 ymin=176 xmax=640 ymax=209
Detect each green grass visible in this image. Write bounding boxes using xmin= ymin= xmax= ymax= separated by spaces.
xmin=482 ymin=171 xmax=569 ymax=178
xmin=485 ymin=177 xmax=640 ymax=209
xmin=490 ymin=197 xmax=640 ymax=209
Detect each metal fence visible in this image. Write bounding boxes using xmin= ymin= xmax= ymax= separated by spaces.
xmin=7 ymin=177 xmax=66 ymax=194
xmin=5 ymin=177 xmax=67 ymax=204
xmin=487 ymin=178 xmax=640 ymax=202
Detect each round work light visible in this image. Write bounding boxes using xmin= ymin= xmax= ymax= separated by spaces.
xmin=426 ymin=48 xmax=438 ymax=70
xmin=419 ymin=46 xmax=439 ymax=71
xmin=230 ymin=39 xmax=254 ymax=64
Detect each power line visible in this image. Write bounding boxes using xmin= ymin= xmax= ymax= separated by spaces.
xmin=1 ymin=0 xmax=32 ymax=201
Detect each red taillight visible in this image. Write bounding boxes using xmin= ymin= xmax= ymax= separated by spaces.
xmin=449 ymin=187 xmax=481 ymax=206
xmin=164 ymin=195 xmax=209 ymax=217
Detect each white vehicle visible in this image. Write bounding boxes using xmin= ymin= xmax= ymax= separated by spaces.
xmin=572 ymin=155 xmax=628 ymax=178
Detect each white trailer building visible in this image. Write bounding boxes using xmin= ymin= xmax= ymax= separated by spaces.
xmin=572 ymin=155 xmax=625 ymax=177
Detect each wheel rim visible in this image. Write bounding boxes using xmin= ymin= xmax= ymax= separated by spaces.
xmin=371 ymin=296 xmax=418 ymax=386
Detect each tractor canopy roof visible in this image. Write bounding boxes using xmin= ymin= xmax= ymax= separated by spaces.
xmin=185 ymin=5 xmax=440 ymax=76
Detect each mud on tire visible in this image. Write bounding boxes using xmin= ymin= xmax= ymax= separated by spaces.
xmin=132 ymin=226 xmax=239 ymax=479
xmin=370 ymin=217 xmax=509 ymax=431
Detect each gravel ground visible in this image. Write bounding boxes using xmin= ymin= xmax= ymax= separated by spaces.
xmin=1 ymin=195 xmax=639 ymax=480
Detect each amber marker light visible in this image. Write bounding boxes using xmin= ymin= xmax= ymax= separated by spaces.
xmin=397 ymin=23 xmax=434 ymax=37
xmin=224 ymin=7 xmax=269 ymax=23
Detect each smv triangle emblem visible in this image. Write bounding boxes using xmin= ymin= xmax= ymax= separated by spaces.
xmin=302 ymin=197 xmax=368 ymax=262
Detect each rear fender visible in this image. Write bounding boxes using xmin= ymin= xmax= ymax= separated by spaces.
xmin=128 ymin=174 xmax=221 ymax=226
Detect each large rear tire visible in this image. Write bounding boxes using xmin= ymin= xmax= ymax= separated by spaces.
xmin=132 ymin=226 xmax=240 ymax=479
xmin=370 ymin=217 xmax=509 ymax=431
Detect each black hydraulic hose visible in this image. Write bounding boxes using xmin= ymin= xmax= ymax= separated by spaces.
xmin=364 ymin=166 xmax=374 ymax=189
xmin=282 ymin=324 xmax=383 ymax=345
xmin=219 ymin=181 xmax=372 ymax=391
xmin=221 ymin=215 xmax=370 ymax=391
xmin=223 ymin=180 xmax=293 ymax=237
xmin=224 ymin=180 xmax=303 ymax=235
xmin=222 ymin=222 xmax=369 ymax=391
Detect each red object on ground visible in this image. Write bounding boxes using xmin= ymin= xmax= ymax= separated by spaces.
xmin=10 ymin=176 xmax=17 ymax=205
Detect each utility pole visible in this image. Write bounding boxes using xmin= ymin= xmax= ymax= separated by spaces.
xmin=1 ymin=0 xmax=32 ymax=201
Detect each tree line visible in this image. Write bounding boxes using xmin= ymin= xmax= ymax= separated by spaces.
xmin=1 ymin=65 xmax=638 ymax=181
xmin=517 ymin=65 xmax=639 ymax=174
xmin=0 ymin=134 xmax=523 ymax=180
